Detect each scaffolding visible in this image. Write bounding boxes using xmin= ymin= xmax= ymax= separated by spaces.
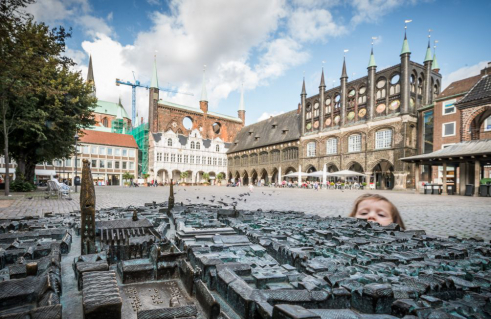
xmin=111 ymin=118 xmax=128 ymax=134
xmin=130 ymin=122 xmax=149 ymax=177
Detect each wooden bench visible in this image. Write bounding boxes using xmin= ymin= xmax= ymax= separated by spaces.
xmin=46 ymin=180 xmax=71 ymax=199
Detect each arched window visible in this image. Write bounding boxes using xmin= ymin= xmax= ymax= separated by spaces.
xmin=167 ymin=138 xmax=172 ymax=147
xmin=376 ymin=129 xmax=392 ymax=149
xmin=326 ymin=138 xmax=337 ymax=155
xmin=196 ymin=142 xmax=201 ymax=150
xmin=191 ymin=141 xmax=195 ymax=149
xmin=348 ymin=134 xmax=361 ymax=152
xmin=307 ymin=142 xmax=316 ymax=157
xmin=216 ymin=145 xmax=220 ymax=152
xmin=102 ymin=117 xmax=108 ymax=127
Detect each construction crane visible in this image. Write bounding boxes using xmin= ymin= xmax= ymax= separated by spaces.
xmin=116 ymin=71 xmax=193 ymax=127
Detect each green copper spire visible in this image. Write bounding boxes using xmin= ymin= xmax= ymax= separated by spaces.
xmin=368 ymin=48 xmax=377 ymax=68
xmin=432 ymin=53 xmax=440 ymax=70
xmin=424 ymin=42 xmax=432 ymax=62
xmin=150 ymin=56 xmax=158 ymax=89
xmin=401 ymin=33 xmax=411 ymax=55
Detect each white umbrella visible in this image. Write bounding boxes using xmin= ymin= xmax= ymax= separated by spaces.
xmin=327 ymin=169 xmax=366 ymax=177
xmin=283 ymin=172 xmax=308 ymax=179
xmin=304 ymin=171 xmax=325 ymax=177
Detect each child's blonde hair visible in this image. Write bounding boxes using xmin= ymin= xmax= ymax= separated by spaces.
xmin=349 ymin=193 xmax=405 ymax=230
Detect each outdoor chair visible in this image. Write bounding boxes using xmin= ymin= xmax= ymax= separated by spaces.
xmin=46 ymin=180 xmax=71 ymax=199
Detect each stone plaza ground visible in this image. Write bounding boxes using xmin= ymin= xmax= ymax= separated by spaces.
xmin=0 ymin=186 xmax=489 ymax=240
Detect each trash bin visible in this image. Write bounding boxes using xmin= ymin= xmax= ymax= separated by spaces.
xmin=447 ymin=185 xmax=454 ymax=195
xmin=432 ymin=185 xmax=441 ymax=195
xmin=465 ymin=184 xmax=474 ymax=196
xmin=479 ymin=185 xmax=488 ymax=197
xmin=424 ymin=184 xmax=432 ymax=194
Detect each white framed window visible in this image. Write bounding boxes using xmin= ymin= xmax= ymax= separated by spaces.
xmin=129 ymin=149 xmax=135 ymax=157
xmin=65 ymin=159 xmax=71 ymax=167
xmin=122 ymin=161 xmax=127 ymax=169
xmin=184 ymin=155 xmax=188 ymax=163
xmin=115 ymin=161 xmax=120 ymax=169
xmin=196 ymin=156 xmax=201 ymax=164
xmin=196 ymin=142 xmax=200 ymax=150
xmin=218 ymin=158 xmax=222 ymax=166
xmin=164 ymin=153 xmax=169 ymax=162
xmin=307 ymin=142 xmax=316 ymax=157
xmin=375 ymin=129 xmax=392 ymax=149
xmin=213 ymin=158 xmax=217 ymax=165
xmin=326 ymin=138 xmax=337 ymax=155
xmin=442 ymin=99 xmax=456 ymax=115
xmin=484 ymin=116 xmax=491 ymax=131
xmin=91 ymin=159 xmax=97 ymax=168
xmin=99 ymin=160 xmax=105 ymax=168
xmin=190 ymin=155 xmax=194 ymax=164
xmin=223 ymin=159 xmax=227 ymax=166
xmin=83 ymin=145 xmax=89 ymax=154
xmin=442 ymin=122 xmax=456 ymax=137
xmin=129 ymin=162 xmax=134 ymax=169
xmin=91 ymin=146 xmax=98 ymax=154
xmin=115 ymin=148 xmax=121 ymax=156
xmin=107 ymin=148 xmax=113 ymax=155
xmin=216 ymin=145 xmax=220 ymax=152
xmin=191 ymin=141 xmax=195 ymax=149
xmin=177 ymin=154 xmax=182 ymax=163
xmin=157 ymin=152 xmax=162 ymax=161
xmin=208 ymin=157 xmax=212 ymax=165
xmin=202 ymin=156 xmax=207 ymax=165
xmin=99 ymin=147 xmax=106 ymax=155
xmin=122 ymin=149 xmax=128 ymax=156
xmin=167 ymin=139 xmax=172 ymax=146
xmin=348 ymin=134 xmax=361 ymax=152
xmin=107 ymin=161 xmax=113 ymax=168
xmin=171 ymin=154 xmax=175 ymax=162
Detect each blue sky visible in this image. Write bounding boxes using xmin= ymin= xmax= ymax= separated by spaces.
xmin=26 ymin=0 xmax=491 ymax=126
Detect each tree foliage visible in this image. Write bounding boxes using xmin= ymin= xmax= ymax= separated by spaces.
xmin=0 ymin=0 xmax=96 ymax=192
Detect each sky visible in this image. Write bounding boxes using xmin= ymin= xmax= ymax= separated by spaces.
xmin=25 ymin=0 xmax=491 ymax=126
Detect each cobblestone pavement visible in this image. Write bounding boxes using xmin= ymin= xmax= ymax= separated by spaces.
xmin=0 ymin=186 xmax=490 ymax=240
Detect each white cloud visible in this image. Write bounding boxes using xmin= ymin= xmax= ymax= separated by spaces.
xmin=147 ymin=0 xmax=161 ymax=5
xmin=257 ymin=111 xmax=285 ymax=122
xmin=442 ymin=61 xmax=488 ymax=89
xmin=26 ymin=0 xmax=90 ymax=25
xmin=288 ymin=9 xmax=347 ymax=43
xmin=350 ymin=0 xmax=417 ymax=26
xmin=77 ymin=15 xmax=114 ymax=37
xmin=107 ymin=12 xmax=113 ymax=22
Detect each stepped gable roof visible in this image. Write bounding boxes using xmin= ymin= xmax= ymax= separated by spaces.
xmin=79 ymin=130 xmax=138 ymax=148
xmin=437 ymin=74 xmax=481 ymax=100
xmin=227 ymin=110 xmax=300 ymax=153
xmin=456 ymin=75 xmax=491 ymax=106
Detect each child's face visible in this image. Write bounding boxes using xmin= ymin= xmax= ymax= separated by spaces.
xmin=355 ymin=199 xmax=394 ymax=226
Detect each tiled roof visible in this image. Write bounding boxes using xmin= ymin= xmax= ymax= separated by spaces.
xmin=93 ymin=100 xmax=130 ymax=119
xmin=456 ymin=75 xmax=491 ymax=106
xmin=79 ymin=130 xmax=138 ymax=148
xmin=437 ymin=75 xmax=481 ymax=100
xmin=227 ymin=110 xmax=301 ymax=153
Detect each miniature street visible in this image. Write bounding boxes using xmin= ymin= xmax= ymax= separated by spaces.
xmin=0 ymin=186 xmax=489 ymax=241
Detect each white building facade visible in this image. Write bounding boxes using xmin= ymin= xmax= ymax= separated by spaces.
xmin=149 ymin=129 xmax=229 ymax=185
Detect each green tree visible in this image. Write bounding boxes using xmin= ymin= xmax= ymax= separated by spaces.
xmin=122 ymin=172 xmax=134 ymax=183
xmin=0 ymin=0 xmax=96 ymax=195
xmin=202 ymin=172 xmax=209 ymax=183
xmin=217 ymin=172 xmax=225 ymax=182
xmin=180 ymin=171 xmax=188 ymax=182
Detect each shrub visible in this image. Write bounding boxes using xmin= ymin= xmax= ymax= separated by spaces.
xmin=11 ymin=180 xmax=36 ymax=192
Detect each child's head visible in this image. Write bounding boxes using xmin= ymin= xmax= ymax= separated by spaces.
xmin=349 ymin=194 xmax=405 ymax=229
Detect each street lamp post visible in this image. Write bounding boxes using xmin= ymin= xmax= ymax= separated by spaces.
xmin=74 ymin=133 xmax=79 ymax=193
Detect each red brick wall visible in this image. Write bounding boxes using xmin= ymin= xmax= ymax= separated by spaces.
xmin=433 ymin=98 xmax=462 ymax=151
xmin=157 ymin=104 xmax=244 ymax=143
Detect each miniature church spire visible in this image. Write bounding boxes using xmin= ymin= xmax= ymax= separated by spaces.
xmin=341 ymin=57 xmax=348 ymax=79
xmin=424 ymin=30 xmax=433 ymax=62
xmin=87 ymin=55 xmax=96 ymax=97
xmin=200 ymin=65 xmax=208 ymax=102
xmin=150 ymin=55 xmax=159 ymax=89
xmin=319 ymin=67 xmax=325 ymax=88
xmin=368 ymin=38 xmax=377 ymax=68
xmin=401 ymin=20 xmax=412 ymax=55
xmin=301 ymin=77 xmax=306 ymax=95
